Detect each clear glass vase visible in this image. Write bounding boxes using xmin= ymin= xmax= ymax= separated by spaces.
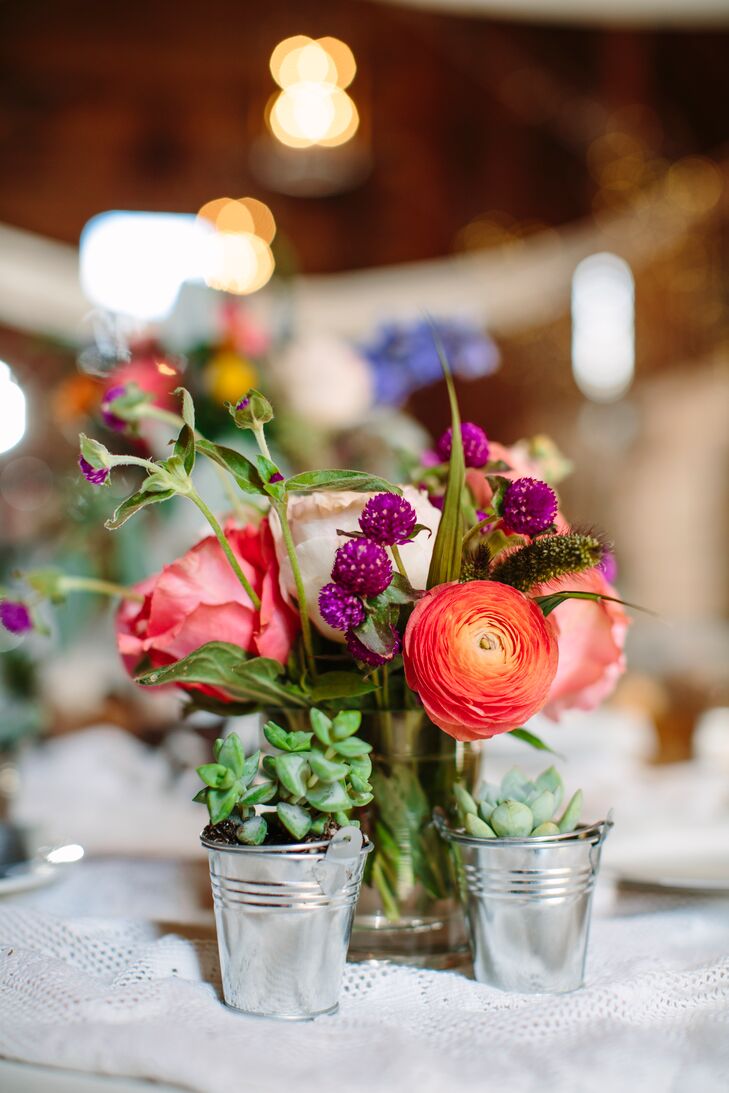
xmin=266 ymin=708 xmax=478 ymax=969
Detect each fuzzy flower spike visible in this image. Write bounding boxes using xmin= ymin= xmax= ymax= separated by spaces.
xmin=359 ymin=493 xmax=418 ymax=546
xmin=502 ymin=477 xmax=557 ymax=536
xmin=331 ymin=539 xmax=393 ymax=597
xmin=437 ymin=422 xmax=489 ymax=468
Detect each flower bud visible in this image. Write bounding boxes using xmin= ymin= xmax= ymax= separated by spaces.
xmin=228 ymin=388 xmax=274 ymax=430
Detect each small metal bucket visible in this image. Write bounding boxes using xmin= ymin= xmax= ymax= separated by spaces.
xmin=436 ymin=815 xmax=612 ymax=993
xmin=203 ymin=832 xmax=372 ymax=1020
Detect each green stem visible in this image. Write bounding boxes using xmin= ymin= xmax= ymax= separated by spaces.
xmin=254 ymin=425 xmax=272 ymax=462
xmin=274 ymin=499 xmax=317 ymax=680
xmin=390 ymin=545 xmax=410 ymax=582
xmin=188 ymin=490 xmax=262 ymax=611
xmin=59 ymin=576 xmax=145 ymax=603
xmin=136 ymin=405 xmax=185 ymax=430
xmin=462 ymin=513 xmax=496 ymax=551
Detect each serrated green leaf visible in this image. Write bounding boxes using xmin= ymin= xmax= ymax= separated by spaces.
xmin=426 ymin=333 xmax=465 ymax=587
xmin=332 ymin=710 xmax=362 ymax=740
xmin=309 ymin=673 xmax=378 ymax=702
xmin=105 ymin=487 xmax=176 ymax=530
xmin=306 ymin=780 xmax=351 ymax=813
xmin=331 ymin=737 xmax=372 ymax=758
xmin=274 ymin=753 xmax=310 ymax=798
xmin=309 ymin=708 xmax=333 ymax=745
xmin=286 ymin=469 xmax=402 ymax=495
xmin=277 ymin=802 xmax=312 ymax=841
xmin=196 ymin=763 xmax=234 ymax=789
xmin=237 ymin=816 xmax=267 ymax=845
xmin=207 ymin=786 xmax=240 ymax=824
xmin=308 ymin=752 xmax=349 ymax=783
xmin=218 ymin=734 xmax=245 ymax=777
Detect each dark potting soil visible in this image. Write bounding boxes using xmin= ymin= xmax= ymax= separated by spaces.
xmin=202 ymin=818 xmax=340 ymax=847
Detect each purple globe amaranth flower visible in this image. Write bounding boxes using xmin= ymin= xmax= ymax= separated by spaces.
xmin=101 ymin=385 xmax=128 ymax=431
xmin=598 ymin=550 xmax=618 ymax=584
xmin=346 ymin=627 xmax=401 ymax=667
xmin=502 ymin=477 xmax=558 ymax=536
xmin=359 ymin=493 xmax=418 ymax=546
xmin=0 ymin=600 xmax=33 ymax=635
xmin=331 ymin=538 xmax=393 ymax=597
xmin=79 ymin=456 xmax=110 ymax=486
xmin=269 ymin=471 xmax=285 ymax=484
xmin=437 ymin=423 xmax=490 ymax=468
xmin=235 ymin=396 xmax=250 ymax=410
xmin=318 ymin=583 xmax=366 ymax=632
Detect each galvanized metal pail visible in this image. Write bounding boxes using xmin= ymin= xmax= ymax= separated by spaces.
xmin=203 ymin=831 xmax=372 ymax=1020
xmin=436 ymin=816 xmax=612 ymax=993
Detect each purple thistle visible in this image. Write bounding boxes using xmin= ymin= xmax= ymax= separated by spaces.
xmin=346 ymin=627 xmax=401 ymax=667
xmin=331 ymin=539 xmax=393 ymax=597
xmin=437 ymin=423 xmax=489 ymax=468
xmin=502 ymin=477 xmax=557 ymax=536
xmin=318 ymin=583 xmax=366 ymax=632
xmin=79 ymin=456 xmax=109 ymax=486
xmin=359 ymin=493 xmax=418 ymax=546
xmin=0 ymin=600 xmax=33 ymax=635
xmin=101 ymin=385 xmax=128 ymax=431
xmin=235 ymin=396 xmax=251 ymax=410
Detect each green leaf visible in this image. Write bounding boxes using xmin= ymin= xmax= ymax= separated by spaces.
xmin=305 ymin=781 xmax=351 ymax=813
xmin=274 ymin=753 xmax=310 ymax=798
xmin=309 ymin=673 xmax=377 ymax=702
xmin=309 ymin=814 xmax=328 ymax=835
xmin=332 ymin=710 xmax=362 ymax=740
xmin=535 ymin=766 xmax=564 ymax=811
xmin=173 ymin=423 xmax=195 ymax=475
xmin=238 ymin=780 xmax=276 ymax=807
xmin=277 ymin=803 xmax=312 ymax=841
xmin=195 ymin=437 xmax=264 ymax=495
xmin=349 ymin=772 xmax=372 ymax=794
xmin=192 ymin=788 xmax=208 ymax=804
xmin=196 ymin=763 xmax=234 ymax=789
xmin=213 ymin=738 xmax=224 ymax=760
xmin=426 ymin=332 xmax=465 ymax=588
xmin=348 ymin=754 xmax=373 ymax=780
xmin=331 ymin=737 xmax=372 ymax=758
xmin=308 ymin=752 xmax=349 ymax=783
xmin=351 ymin=612 xmax=398 ymax=659
xmin=309 ymin=708 xmax=333 ymax=745
xmin=237 ymin=816 xmax=267 ymax=845
xmin=207 ymin=786 xmax=240 ymax=824
xmin=510 ymin=727 xmax=563 ymax=758
xmin=286 ymin=469 xmax=402 ymax=495
xmin=558 ymin=789 xmax=583 ymax=833
xmin=241 ymin=749 xmax=261 ymax=786
xmin=534 ymin=590 xmax=651 ymax=618
xmin=218 ymin=734 xmax=245 ymax=777
xmin=105 ymin=487 xmax=176 ymax=530
xmin=262 ymin=720 xmax=289 ymax=751
xmin=454 ymin=783 xmax=478 ymax=817
xmin=79 ymin=433 xmax=112 ymax=469
xmin=175 ymin=387 xmax=196 ymax=431
xmin=348 ymin=789 xmax=374 ymax=807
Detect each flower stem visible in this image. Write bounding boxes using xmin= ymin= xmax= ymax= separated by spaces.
xmin=461 ymin=514 xmax=496 ymax=551
xmin=390 ymin=545 xmax=410 ymax=582
xmin=253 ymin=425 xmax=272 ymax=462
xmin=58 ymin=576 xmax=145 ymax=603
xmin=274 ymin=499 xmax=317 ymax=680
xmin=188 ymin=490 xmax=262 ymax=611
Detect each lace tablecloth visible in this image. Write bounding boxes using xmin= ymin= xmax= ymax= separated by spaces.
xmin=1 ymin=894 xmax=728 ymax=1093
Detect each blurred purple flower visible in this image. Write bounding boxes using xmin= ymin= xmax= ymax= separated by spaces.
xmin=79 ymin=456 xmax=109 ymax=486
xmin=0 ymin=601 xmax=32 ymax=635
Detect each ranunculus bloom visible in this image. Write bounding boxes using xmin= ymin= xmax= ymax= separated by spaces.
xmin=403 ymin=580 xmax=558 ymax=741
xmin=271 ymin=488 xmax=441 ymax=642
xmin=117 ymin=520 xmax=299 ymax=699
xmin=539 ymin=568 xmax=629 ymax=720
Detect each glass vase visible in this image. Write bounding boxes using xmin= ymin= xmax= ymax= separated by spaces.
xmin=266 ymin=708 xmax=478 ymax=969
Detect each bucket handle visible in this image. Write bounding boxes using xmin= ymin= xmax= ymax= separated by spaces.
xmin=314 ymin=826 xmax=363 ymax=896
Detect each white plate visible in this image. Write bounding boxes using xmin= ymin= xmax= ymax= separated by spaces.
xmin=0 ymin=860 xmax=63 ymax=896
xmin=606 ymin=824 xmax=729 ymax=894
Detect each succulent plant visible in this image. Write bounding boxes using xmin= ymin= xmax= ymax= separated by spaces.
xmin=453 ymin=766 xmax=583 ymax=838
xmin=194 ymin=707 xmax=374 ymax=845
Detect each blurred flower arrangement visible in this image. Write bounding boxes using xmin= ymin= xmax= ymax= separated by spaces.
xmin=2 ymin=340 xmax=631 ymax=950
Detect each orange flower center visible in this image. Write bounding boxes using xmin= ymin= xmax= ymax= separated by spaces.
xmin=478 ymin=630 xmax=506 ymax=662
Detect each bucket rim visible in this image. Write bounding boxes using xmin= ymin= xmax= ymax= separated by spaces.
xmin=434 ymin=811 xmax=612 ymax=848
xmin=201 ymin=831 xmax=374 ymax=856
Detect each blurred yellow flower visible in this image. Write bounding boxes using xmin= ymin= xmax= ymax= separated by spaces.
xmin=205 ymin=350 xmax=258 ymax=404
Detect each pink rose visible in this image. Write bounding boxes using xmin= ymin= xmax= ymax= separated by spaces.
xmin=117 ymin=520 xmax=299 ymax=700
xmin=539 ymin=568 xmax=629 ymax=720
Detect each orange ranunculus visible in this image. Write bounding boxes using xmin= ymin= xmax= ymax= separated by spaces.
xmin=403 ymin=580 xmax=558 ymax=741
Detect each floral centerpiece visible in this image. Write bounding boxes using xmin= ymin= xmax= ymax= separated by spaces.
xmin=1 ymin=352 xmax=629 ymax=965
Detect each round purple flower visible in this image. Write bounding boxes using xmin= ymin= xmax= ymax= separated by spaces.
xmin=101 ymin=385 xmax=128 ymax=431
xmin=502 ymin=477 xmax=557 ymax=536
xmin=437 ymin=423 xmax=490 ymax=468
xmin=235 ymin=396 xmax=250 ymax=410
xmin=598 ymin=551 xmax=618 ymax=584
xmin=346 ymin=627 xmax=401 ymax=667
xmin=268 ymin=471 xmax=285 ymax=484
xmin=0 ymin=600 xmax=33 ymax=635
xmin=79 ymin=456 xmax=110 ymax=486
xmin=331 ymin=539 xmax=393 ymax=597
xmin=359 ymin=493 xmax=417 ymax=546
xmin=318 ymin=583 xmax=366 ymax=632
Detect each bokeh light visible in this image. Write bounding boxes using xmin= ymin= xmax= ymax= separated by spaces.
xmin=267 ymin=35 xmax=359 ymax=149
xmin=571 ymin=253 xmax=635 ymax=402
xmin=196 ymin=196 xmax=277 ymax=296
xmin=0 ymin=361 xmax=27 ymax=455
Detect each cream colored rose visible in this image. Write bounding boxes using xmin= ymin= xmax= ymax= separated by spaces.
xmin=270 ymin=488 xmax=441 ymax=642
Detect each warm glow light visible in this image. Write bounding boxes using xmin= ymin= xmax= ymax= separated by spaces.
xmin=0 ymin=361 xmax=27 ymax=455
xmin=47 ymin=843 xmax=85 ymax=865
xmin=196 ymin=196 xmax=277 ymax=296
xmin=571 ymin=253 xmax=635 ymax=402
xmin=80 ymin=212 xmax=209 ymax=321
xmin=267 ymin=35 xmax=359 ymax=149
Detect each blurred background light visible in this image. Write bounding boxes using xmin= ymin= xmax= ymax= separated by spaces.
xmin=0 ymin=360 xmax=27 ymax=455
xmin=571 ymin=252 xmax=635 ymax=402
xmin=196 ymin=196 xmax=276 ymax=295
xmin=268 ymin=35 xmax=359 ymax=149
xmin=79 ymin=212 xmax=208 ymax=321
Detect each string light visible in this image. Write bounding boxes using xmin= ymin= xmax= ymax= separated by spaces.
xmin=196 ymin=197 xmax=276 ymax=296
xmin=571 ymin=253 xmax=635 ymax=402
xmin=0 ymin=361 xmax=26 ymax=455
xmin=267 ymin=36 xmax=359 ymax=149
